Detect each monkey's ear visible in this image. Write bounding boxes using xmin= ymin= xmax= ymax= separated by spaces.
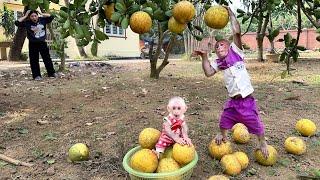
xmin=167 ymin=105 xmax=171 ymax=112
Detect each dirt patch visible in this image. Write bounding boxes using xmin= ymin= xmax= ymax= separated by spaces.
xmin=0 ymin=59 xmax=319 ymax=179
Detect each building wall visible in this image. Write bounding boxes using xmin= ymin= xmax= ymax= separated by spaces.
xmin=242 ymin=29 xmax=320 ymax=50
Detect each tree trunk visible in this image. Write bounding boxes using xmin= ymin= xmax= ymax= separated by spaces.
xmin=257 ymin=35 xmax=264 ymax=61
xmin=75 ymin=39 xmax=88 ymax=58
xmin=8 ymin=26 xmax=26 ymax=61
xmin=150 ymin=23 xmax=164 ymax=79
xmin=58 ymin=43 xmax=66 ymax=72
xmin=256 ymin=14 xmax=269 ymax=62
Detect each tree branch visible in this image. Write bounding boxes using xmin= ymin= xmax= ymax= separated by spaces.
xmin=301 ymin=2 xmax=320 ymax=28
xmin=242 ymin=7 xmax=258 ymax=36
xmin=157 ymin=34 xmax=176 ymax=73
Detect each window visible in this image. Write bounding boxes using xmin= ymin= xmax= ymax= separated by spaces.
xmin=105 ymin=22 xmax=126 ymax=38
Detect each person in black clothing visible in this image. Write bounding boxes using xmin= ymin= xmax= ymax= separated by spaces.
xmin=15 ymin=10 xmax=56 ymax=80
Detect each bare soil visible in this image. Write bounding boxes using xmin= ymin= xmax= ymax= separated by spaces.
xmin=0 ymin=59 xmax=319 ymax=180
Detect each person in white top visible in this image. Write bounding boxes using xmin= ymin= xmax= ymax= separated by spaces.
xmin=193 ymin=6 xmax=269 ymax=158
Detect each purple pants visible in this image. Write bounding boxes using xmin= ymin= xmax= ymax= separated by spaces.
xmin=219 ymin=95 xmax=265 ymax=135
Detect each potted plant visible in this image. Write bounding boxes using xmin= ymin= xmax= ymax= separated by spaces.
xmin=266 ymin=27 xmax=280 ymax=62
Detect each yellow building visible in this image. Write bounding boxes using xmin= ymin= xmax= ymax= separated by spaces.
xmin=0 ymin=0 xmax=140 ymax=59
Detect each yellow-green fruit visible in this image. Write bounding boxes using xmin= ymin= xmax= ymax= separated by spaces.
xmin=204 ymin=5 xmax=229 ymax=29
xmin=138 ymin=128 xmax=161 ymax=149
xmin=168 ymin=17 xmax=186 ymax=34
xmin=232 ymin=127 xmax=250 ymax=144
xmin=172 ymin=143 xmax=195 ymax=165
xmin=233 ymin=151 xmax=249 ymax=170
xmin=208 ymin=140 xmax=233 ymax=160
xmin=172 ymin=1 xmax=195 ymax=24
xmin=295 ymin=119 xmax=317 ymax=137
xmin=157 ymin=158 xmax=181 ymax=179
xmin=161 ymin=146 xmax=173 ymax=159
xmin=220 ymin=154 xmax=242 ymax=176
xmin=231 ymin=123 xmax=248 ymax=131
xmin=284 ymin=137 xmax=306 ymax=155
xmin=254 ymin=145 xmax=278 ymax=166
xmin=68 ymin=143 xmax=90 ymax=162
xmin=208 ymin=175 xmax=230 ymax=180
xmin=130 ymin=149 xmax=158 ymax=173
xmin=130 ymin=11 xmax=152 ymax=34
xmin=103 ymin=3 xmax=114 ymax=20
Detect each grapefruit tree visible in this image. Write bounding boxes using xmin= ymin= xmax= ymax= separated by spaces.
xmin=52 ymin=0 xmax=209 ymax=78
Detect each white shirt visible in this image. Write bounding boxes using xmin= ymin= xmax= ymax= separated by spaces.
xmin=210 ymin=43 xmax=254 ymax=98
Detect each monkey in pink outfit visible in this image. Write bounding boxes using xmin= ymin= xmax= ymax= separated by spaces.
xmin=154 ymin=97 xmax=192 ymax=157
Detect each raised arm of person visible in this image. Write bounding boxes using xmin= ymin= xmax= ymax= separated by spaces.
xmin=227 ymin=7 xmax=242 ymax=50
xmin=16 ymin=10 xmax=30 ymax=23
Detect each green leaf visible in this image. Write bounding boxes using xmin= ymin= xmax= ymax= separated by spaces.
xmin=22 ymin=0 xmax=29 ymax=6
xmin=237 ymin=9 xmax=245 ymax=14
xmin=142 ymin=7 xmax=153 ymax=16
xmin=46 ymin=159 xmax=55 ymax=165
xmin=280 ymin=52 xmax=286 ymax=62
xmin=121 ymin=16 xmax=129 ymax=29
xmin=95 ymin=29 xmax=107 ymax=41
xmin=194 ymin=25 xmax=203 ymax=33
xmin=242 ymin=14 xmax=250 ymax=23
xmin=115 ymin=2 xmax=126 ymax=13
xmin=204 ymin=4 xmax=211 ymax=10
xmin=37 ymin=0 xmax=43 ymax=4
xmin=165 ymin=10 xmax=172 ymax=17
xmin=111 ymin=12 xmax=121 ymax=22
xmin=59 ymin=10 xmax=69 ymax=19
xmin=0 ymin=160 xmax=8 ymax=168
xmin=42 ymin=0 xmax=50 ymax=11
xmin=153 ymin=9 xmax=165 ymax=21
xmin=63 ymin=19 xmax=70 ymax=29
xmin=43 ymin=132 xmax=57 ymax=141
xmin=297 ymin=46 xmax=306 ymax=51
xmin=74 ymin=24 xmax=85 ymax=39
xmin=91 ymin=41 xmax=98 ymax=56
xmin=292 ymin=51 xmax=299 ymax=62
xmin=61 ymin=31 xmax=70 ymax=39
xmin=194 ymin=34 xmax=203 ymax=41
xmin=284 ymin=33 xmax=292 ymax=47
xmin=18 ymin=127 xmax=29 ymax=134
xmin=82 ymin=25 xmax=92 ymax=41
xmin=127 ymin=4 xmax=140 ymax=15
xmin=281 ymin=70 xmax=288 ymax=79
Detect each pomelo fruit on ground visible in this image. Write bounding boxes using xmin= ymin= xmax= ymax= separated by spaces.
xmin=208 ymin=140 xmax=232 ymax=160
xmin=68 ymin=143 xmax=90 ymax=162
xmin=295 ymin=119 xmax=317 ymax=136
xmin=254 ymin=145 xmax=278 ymax=166
xmin=233 ymin=151 xmax=249 ymax=170
xmin=220 ymin=154 xmax=242 ymax=176
xmin=284 ymin=137 xmax=306 ymax=155
xmin=232 ymin=127 xmax=250 ymax=144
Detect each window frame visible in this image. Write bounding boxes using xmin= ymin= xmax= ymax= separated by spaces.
xmin=104 ymin=22 xmax=127 ymax=39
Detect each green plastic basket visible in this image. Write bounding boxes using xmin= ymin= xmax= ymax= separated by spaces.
xmin=122 ymin=146 xmax=198 ymax=180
